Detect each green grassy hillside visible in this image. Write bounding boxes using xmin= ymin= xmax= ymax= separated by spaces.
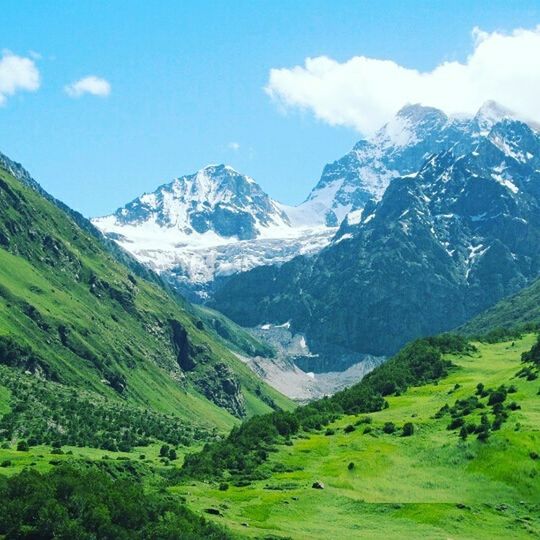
xmin=0 ymin=161 xmax=292 ymax=447
xmin=174 ymin=335 xmax=540 ymax=539
xmin=461 ymin=277 xmax=540 ymax=336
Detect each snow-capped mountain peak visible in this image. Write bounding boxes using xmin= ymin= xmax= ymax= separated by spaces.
xmin=296 ymin=101 xmax=536 ymax=228
xmin=92 ymin=164 xmax=334 ymax=298
xmin=100 ymin=163 xmax=291 ymax=240
xmin=474 ymin=100 xmax=516 ymax=134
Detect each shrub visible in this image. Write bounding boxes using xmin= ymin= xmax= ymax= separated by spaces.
xmin=325 ymin=428 xmax=335 ymax=436
xmin=344 ymin=425 xmax=355 ymax=433
xmin=477 ymin=429 xmax=490 ymax=442
xmin=347 ymin=462 xmax=355 ymax=470
xmin=16 ymin=440 xmax=29 ymax=452
xmin=0 ymin=460 xmax=11 ymax=467
xmin=447 ymin=417 xmax=464 ymax=430
xmin=522 ymin=335 xmax=540 ymax=366
xmin=219 ymin=482 xmax=229 ymax=491
xmin=488 ymin=387 xmax=507 ymax=406
xmin=383 ymin=422 xmax=396 ymax=434
xmin=402 ymin=422 xmax=414 ymax=437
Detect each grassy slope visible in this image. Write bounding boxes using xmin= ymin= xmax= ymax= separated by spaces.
xmin=461 ymin=277 xmax=540 ymax=335
xmin=0 ymin=165 xmax=292 ymax=433
xmin=173 ymin=335 xmax=540 ymax=539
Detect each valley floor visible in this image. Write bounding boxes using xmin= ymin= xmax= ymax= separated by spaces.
xmin=0 ymin=335 xmax=538 ymax=539
xmin=172 ymin=336 xmax=540 ymax=539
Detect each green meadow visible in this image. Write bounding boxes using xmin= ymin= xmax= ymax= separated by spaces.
xmin=173 ymin=335 xmax=540 ymax=539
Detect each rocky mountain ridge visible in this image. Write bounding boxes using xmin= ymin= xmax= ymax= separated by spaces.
xmin=210 ymin=105 xmax=540 ymax=369
xmin=93 ymin=102 xmax=522 ymax=299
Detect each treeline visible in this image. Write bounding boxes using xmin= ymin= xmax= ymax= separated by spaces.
xmin=181 ymin=334 xmax=470 ymax=481
xmin=0 ymin=366 xmax=214 ymax=451
xmin=466 ymin=322 xmax=540 ymax=344
xmin=0 ymin=465 xmax=231 ymax=539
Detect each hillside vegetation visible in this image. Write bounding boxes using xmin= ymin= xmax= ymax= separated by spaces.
xmin=173 ymin=334 xmax=540 ymax=539
xmin=461 ymin=277 xmax=540 ymax=336
xmin=0 ymin=161 xmax=291 ymax=448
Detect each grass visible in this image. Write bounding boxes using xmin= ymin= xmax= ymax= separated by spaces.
xmin=171 ymin=335 xmax=540 ymax=539
xmin=0 ymin=442 xmax=189 ymax=477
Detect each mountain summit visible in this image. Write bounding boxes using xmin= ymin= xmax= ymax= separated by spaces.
xmin=296 ymin=101 xmax=524 ymax=227
xmin=93 ymin=165 xmax=333 ymax=298
xmin=97 ymin=164 xmax=291 ymax=241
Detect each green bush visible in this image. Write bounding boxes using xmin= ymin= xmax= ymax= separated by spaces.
xmin=16 ymin=440 xmax=29 ymax=452
xmin=402 ymin=422 xmax=414 ymax=437
xmin=383 ymin=422 xmax=396 ymax=434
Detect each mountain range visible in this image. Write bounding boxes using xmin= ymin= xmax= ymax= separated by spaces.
xmin=93 ymin=101 xmax=524 ymax=301
xmin=209 ymin=102 xmax=540 ymax=370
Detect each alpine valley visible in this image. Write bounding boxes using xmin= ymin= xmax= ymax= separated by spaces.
xmin=1 ymin=102 xmax=540 ymax=540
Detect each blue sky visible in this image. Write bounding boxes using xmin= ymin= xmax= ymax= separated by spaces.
xmin=1 ymin=0 xmax=539 ymax=216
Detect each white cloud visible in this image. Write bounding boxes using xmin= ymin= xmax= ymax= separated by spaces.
xmin=0 ymin=51 xmax=40 ymax=105
xmin=65 ymin=75 xmax=111 ymax=98
xmin=228 ymin=141 xmax=241 ymax=151
xmin=266 ymin=26 xmax=540 ymax=134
